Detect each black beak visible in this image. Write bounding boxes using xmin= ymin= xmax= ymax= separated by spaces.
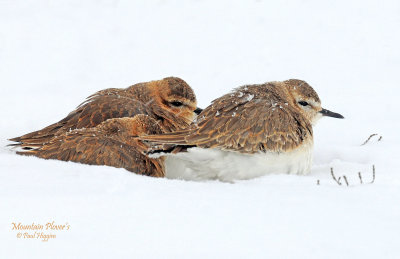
xmin=194 ymin=107 xmax=203 ymax=115
xmin=319 ymin=108 xmax=344 ymax=119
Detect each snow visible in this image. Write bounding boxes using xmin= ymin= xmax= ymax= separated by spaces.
xmin=1 ymin=0 xmax=400 ymax=258
xmin=245 ymin=94 xmax=255 ymax=102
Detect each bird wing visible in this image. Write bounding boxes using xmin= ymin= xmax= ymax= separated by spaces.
xmin=9 ymin=90 xmax=152 ymax=145
xmin=141 ymin=93 xmax=313 ymax=153
xmin=17 ymin=125 xmax=165 ymax=177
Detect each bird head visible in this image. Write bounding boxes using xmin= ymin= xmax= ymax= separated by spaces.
xmin=148 ymin=77 xmax=202 ymax=129
xmin=284 ymin=79 xmax=344 ymax=125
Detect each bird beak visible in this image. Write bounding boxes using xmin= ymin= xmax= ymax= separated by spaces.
xmin=194 ymin=107 xmax=203 ymax=115
xmin=319 ymin=108 xmax=344 ymax=119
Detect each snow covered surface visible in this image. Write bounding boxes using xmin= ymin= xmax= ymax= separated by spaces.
xmin=1 ymin=0 xmax=399 ymax=258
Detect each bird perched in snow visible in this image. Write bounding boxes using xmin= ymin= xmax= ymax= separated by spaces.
xmin=16 ymin=115 xmax=167 ymax=177
xmin=10 ymin=76 xmax=202 ymax=149
xmin=140 ymin=79 xmax=344 ymax=181
xmin=9 ymin=76 xmax=202 ymax=176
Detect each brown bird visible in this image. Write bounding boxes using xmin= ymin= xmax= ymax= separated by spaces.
xmin=17 ymin=115 xmax=166 ymax=177
xmin=10 ymin=76 xmax=202 ymax=149
xmin=140 ymin=79 xmax=344 ymax=181
xmin=9 ymin=76 xmax=202 ymax=176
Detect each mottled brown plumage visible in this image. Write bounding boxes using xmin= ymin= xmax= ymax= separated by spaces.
xmin=17 ymin=115 xmax=166 ymax=177
xmin=10 ymin=77 xmax=199 ymax=148
xmin=9 ymin=76 xmax=201 ymax=176
xmin=141 ymin=79 xmax=343 ymax=154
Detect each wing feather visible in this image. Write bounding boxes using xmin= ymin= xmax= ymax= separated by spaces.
xmin=141 ymin=89 xmax=312 ymax=153
xmin=9 ymin=92 xmax=152 ymax=145
xmin=18 ymin=116 xmax=165 ymax=177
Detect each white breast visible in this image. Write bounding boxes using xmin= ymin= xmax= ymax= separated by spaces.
xmin=164 ymin=141 xmax=313 ymax=182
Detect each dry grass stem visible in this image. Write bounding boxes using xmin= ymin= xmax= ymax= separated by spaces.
xmin=327 ymin=166 xmax=375 ymax=187
xmin=358 ymin=172 xmax=363 ymax=184
xmin=361 ymin=133 xmax=378 ymax=145
xmin=343 ymin=175 xmax=349 ymax=186
xmin=371 ymin=165 xmax=376 ymax=184
xmin=331 ymin=167 xmax=342 ymax=185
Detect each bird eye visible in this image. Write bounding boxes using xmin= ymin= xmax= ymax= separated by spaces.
xmin=170 ymin=101 xmax=183 ymax=107
xmin=298 ymin=101 xmax=309 ymax=106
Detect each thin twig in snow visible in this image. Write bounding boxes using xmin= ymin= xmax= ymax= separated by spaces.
xmin=358 ymin=172 xmax=363 ymax=184
xmin=370 ymin=165 xmax=376 ymax=184
xmin=361 ymin=134 xmax=378 ymax=146
xmin=343 ymin=175 xmax=349 ymax=186
xmin=331 ymin=167 xmax=341 ymax=185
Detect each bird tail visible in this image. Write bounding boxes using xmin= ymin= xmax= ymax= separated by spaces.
xmin=139 ymin=130 xmax=194 ymax=155
xmin=8 ymin=122 xmax=64 ymax=146
xmin=139 ymin=132 xmax=188 ymax=144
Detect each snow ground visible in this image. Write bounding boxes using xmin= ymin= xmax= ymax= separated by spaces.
xmin=1 ymin=0 xmax=400 ymax=258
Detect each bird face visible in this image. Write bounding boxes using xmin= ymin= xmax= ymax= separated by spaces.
xmin=284 ymin=79 xmax=344 ymax=125
xmin=149 ymin=77 xmax=201 ymax=128
xmin=162 ymin=94 xmax=198 ymax=123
